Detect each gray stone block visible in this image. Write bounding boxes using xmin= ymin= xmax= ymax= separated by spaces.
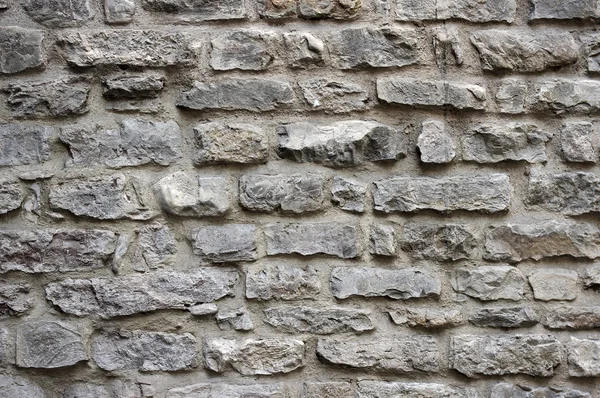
xmin=0 ymin=281 xmax=31 ymax=319
xmin=451 ymin=266 xmax=526 ymax=301
xmin=298 ymin=78 xmax=369 ymax=113
xmin=0 ymin=124 xmax=51 ymax=166
xmin=245 ymin=265 xmax=320 ymax=301
xmin=193 ymin=122 xmax=268 ymax=165
xmin=190 ymin=224 xmax=257 ymax=263
xmin=331 ymin=177 xmax=366 ymax=213
xmin=22 ymin=0 xmax=93 ymax=27
xmin=402 ymin=224 xmax=477 ymax=261
xmin=0 ymin=27 xmax=45 ymax=74
xmin=210 ymin=31 xmax=279 ymax=71
xmin=263 ymin=306 xmax=373 ymax=334
xmin=358 ymin=381 xmax=479 ymax=398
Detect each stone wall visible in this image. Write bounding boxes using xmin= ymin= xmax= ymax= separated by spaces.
xmin=1 ymin=0 xmax=600 ymax=396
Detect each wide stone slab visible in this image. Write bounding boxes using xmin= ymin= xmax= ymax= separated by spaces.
xmin=395 ymin=0 xmax=516 ymax=22
xmin=530 ymin=0 xmax=600 ymax=19
xmin=210 ymin=31 xmax=279 ymax=71
xmin=535 ymin=79 xmax=600 ymax=114
xmin=263 ymin=306 xmax=373 ymax=334
xmin=389 ymin=308 xmax=464 ymax=328
xmin=167 ymin=383 xmax=286 ymax=398
xmin=142 ymin=0 xmax=247 ymax=21
xmin=0 ymin=27 xmax=45 ymax=74
xmin=469 ymin=307 xmax=538 ymax=328
xmin=190 ymin=224 xmax=257 ymax=263
xmin=102 ymin=74 xmax=164 ymax=99
xmin=298 ymin=78 xmax=368 ymax=113
xmin=22 ymin=0 xmax=93 ymax=27
xmin=526 ymin=171 xmax=600 ymax=215
xmin=491 ymin=383 xmax=591 ymax=398
xmin=452 ymin=266 xmax=526 ymax=301
xmin=193 ymin=122 xmax=268 ymax=165
xmin=245 ymin=265 xmax=320 ymax=301
xmin=401 ymin=223 xmax=477 ymax=261
xmin=0 ymin=375 xmax=45 ymax=398
xmin=358 ymin=381 xmax=479 ymax=398
xmin=568 ymin=337 xmax=600 ymax=377
xmin=542 ymin=306 xmax=600 ymax=329
xmin=0 ymin=124 xmax=51 ymax=166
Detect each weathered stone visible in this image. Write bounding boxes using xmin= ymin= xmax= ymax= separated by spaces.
xmin=327 ymin=27 xmax=420 ymax=69
xmin=60 ymin=119 xmax=181 ymax=168
xmin=535 ymin=79 xmax=600 ymax=114
xmin=298 ymin=78 xmax=369 ymax=113
xmin=304 ymin=382 xmax=354 ymax=398
xmin=402 ymin=224 xmax=477 ymax=261
xmin=484 ymin=220 xmax=600 ymax=262
xmin=188 ymin=303 xmax=218 ymax=316
xmin=370 ymin=224 xmax=396 ymax=256
xmin=45 ymin=269 xmax=237 ymax=318
xmin=358 ymin=381 xmax=479 ymax=398
xmin=58 ymin=30 xmax=194 ymax=67
xmin=178 ymin=78 xmax=295 ymax=112
xmin=265 ymin=223 xmax=360 ymax=258
xmin=277 ymin=121 xmax=404 ymax=167
xmin=561 ymin=122 xmax=596 ymax=162
xmin=204 ymin=338 xmax=304 ymax=375
xmin=92 ymin=331 xmax=197 ymax=371
xmin=105 ymin=99 xmax=162 ymax=114
xmin=49 ymin=174 xmax=153 ymax=220
xmin=0 ymin=328 xmax=6 ymax=365
xmin=246 ymin=265 xmax=320 ymax=301
xmin=0 ymin=281 xmax=31 ymax=318
xmin=133 ymin=224 xmax=177 ymax=270
xmin=217 ymin=307 xmax=254 ymax=331
xmin=417 ymin=120 xmax=456 ymax=163
xmin=377 ymin=78 xmax=487 ymax=110
xmin=530 ymin=0 xmax=600 ymax=19
xmin=471 ymin=30 xmax=578 ymax=72
xmin=389 ymin=308 xmax=463 ymax=328
xmin=264 ymin=306 xmax=373 ymax=334
xmin=142 ymin=0 xmax=247 ymax=21
xmin=0 ymin=229 xmax=117 ymax=273
xmin=469 ymin=307 xmax=538 ymax=328
xmin=16 ymin=321 xmax=87 ymax=369
xmin=491 ymin=383 xmax=591 ymax=398
xmin=154 ymin=172 xmax=231 ymax=217
xmin=496 ymin=78 xmax=527 ymax=114
xmin=331 ymin=267 xmax=441 ymax=299
xmin=259 ymin=0 xmax=296 ymax=18
xmin=298 ymin=0 xmax=361 ymax=19
xmin=211 ymin=31 xmax=279 ymax=71
xmin=584 ymin=32 xmax=600 ymax=73
xmin=0 ymin=375 xmax=45 ymax=397
xmin=190 ymin=224 xmax=257 ymax=263
xmin=526 ymin=171 xmax=600 ymax=215
xmin=529 ymin=269 xmax=578 ymax=301
xmin=583 ymin=265 xmax=600 ymax=288
xmin=63 ymin=383 xmax=112 ymax=398
xmin=317 ymin=336 xmax=439 ymax=373
xmin=284 ymin=32 xmax=325 ymax=68
xmin=450 ymin=335 xmax=563 ymax=377
xmin=331 ymin=177 xmax=366 ymax=213
xmin=374 ymin=174 xmax=510 ymax=213
xmin=451 ymin=266 xmax=526 ymax=301
xmin=102 ymin=74 xmax=164 ymax=99
xmin=462 ymin=123 xmax=551 ymax=163
xmin=543 ymin=307 xmax=600 ymax=329
xmin=568 ymin=337 xmax=600 ymax=377
xmin=5 ymin=76 xmax=90 ymax=118
xmin=193 ymin=122 xmax=268 ymax=165
xmin=0 ymin=124 xmax=51 ymax=166
xmin=395 ymin=0 xmax=516 ymax=22
xmin=432 ymin=26 xmax=464 ymax=67
xmin=167 ymin=383 xmax=286 ymax=398
xmin=0 ymin=180 xmax=23 ymax=215
xmin=22 ymin=0 xmax=93 ymax=27
xmin=104 ymin=0 xmax=134 ymax=23
xmin=0 ymin=27 xmax=45 ymax=74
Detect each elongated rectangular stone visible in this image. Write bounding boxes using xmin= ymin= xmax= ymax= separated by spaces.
xmin=530 ymin=0 xmax=600 ymax=19
xmin=246 ymin=265 xmax=320 ymax=301
xmin=389 ymin=308 xmax=464 ymax=328
xmin=304 ymin=382 xmax=354 ymax=398
xmin=167 ymin=383 xmax=286 ymax=398
xmin=491 ymin=383 xmax=591 ymax=398
xmin=331 ymin=267 xmax=441 ymax=299
xmin=298 ymin=78 xmax=368 ymax=113
xmin=210 ymin=31 xmax=279 ymax=71
xmin=142 ymin=0 xmax=247 ymax=21
xmin=373 ymin=174 xmax=510 ymax=213
xmin=102 ymin=74 xmax=164 ymax=99
xmin=190 ymin=224 xmax=257 ymax=263
xmin=298 ymin=0 xmax=361 ymax=19
xmin=542 ymin=307 xmax=600 ymax=329
xmin=193 ymin=122 xmax=268 ymax=165
xmin=0 ymin=180 xmax=23 ymax=215
xmin=358 ymin=381 xmax=479 ymax=398
xmin=469 ymin=307 xmax=538 ymax=328
xmin=526 ymin=171 xmax=600 ymax=215
xmin=0 ymin=124 xmax=51 ymax=166
xmin=45 ymin=269 xmax=237 ymax=318
xmin=535 ymin=80 xmax=600 ymax=114
xmin=395 ymin=0 xmax=516 ymax=22
xmin=452 ymin=266 xmax=526 ymax=301
xmin=402 ymin=224 xmax=477 ymax=261
xmin=264 ymin=306 xmax=373 ymax=334
xmin=0 ymin=27 xmax=45 ymax=74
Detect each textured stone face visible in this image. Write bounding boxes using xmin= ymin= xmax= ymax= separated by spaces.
xmin=142 ymin=0 xmax=247 ymax=21
xmin=217 ymin=307 xmax=254 ymax=331
xmin=63 ymin=383 xmax=113 ymax=398
xmin=331 ymin=177 xmax=366 ymax=213
xmin=451 ymin=266 xmax=526 ymax=301
xmin=45 ymin=269 xmax=237 ymax=318
xmin=134 ymin=224 xmax=177 ymax=270
xmin=191 ymin=224 xmax=257 ymax=263
xmin=568 ymin=337 xmax=600 ymax=377
xmin=0 ymin=27 xmax=44 ymax=74
xmin=450 ymin=335 xmax=563 ymax=377
xmin=584 ymin=32 xmax=600 ymax=73
xmin=496 ymin=78 xmax=527 ymax=114
xmin=246 ymin=265 xmax=320 ymax=301
xmin=331 ymin=267 xmax=441 ymax=299
xmin=0 ymin=179 xmax=23 ymax=215
xmin=204 ymin=338 xmax=304 ymax=375
xmin=583 ymin=265 xmax=600 ymax=288
xmin=357 ymin=381 xmax=479 ymax=398
xmin=193 ymin=122 xmax=268 ymax=165
xmin=395 ymin=0 xmax=516 ymax=22
xmin=167 ymin=383 xmax=286 ymax=398
xmin=529 ymin=269 xmax=578 ymax=301
xmin=561 ymin=122 xmax=596 ymax=162
xmin=525 ymin=171 xmax=600 ymax=215
xmin=298 ymin=78 xmax=368 ymax=113
xmin=0 ymin=124 xmax=51 ymax=166
xmin=316 ymin=336 xmax=439 ymax=373
xmin=469 ymin=307 xmax=538 ymax=328
xmin=417 ymin=120 xmax=456 ymax=164
xmin=92 ymin=331 xmax=198 ymax=371
xmin=490 ymin=383 xmax=591 ymax=398
xmin=0 ymin=281 xmax=32 ymax=318
xmin=304 ymin=382 xmax=354 ymax=398
xmin=542 ymin=307 xmax=600 ymax=329
xmin=211 ymin=31 xmax=279 ymax=71
xmin=263 ymin=306 xmax=373 ymax=334
xmin=0 ymin=375 xmax=45 ymax=398
xmin=102 ymin=74 xmax=164 ymax=99
xmin=535 ymin=79 xmax=600 ymax=114
xmin=389 ymin=308 xmax=464 ymax=328
xmin=298 ymin=0 xmax=361 ymax=19
xmin=369 ymin=224 xmax=396 ymax=256
xmin=104 ymin=0 xmax=135 ymax=23
xmin=401 ymin=224 xmax=477 ymax=261
xmin=22 ymin=0 xmax=93 ymax=27
xmin=283 ymin=32 xmax=325 ymax=68
xmin=373 ymin=174 xmax=510 ymax=213
xmin=530 ymin=0 xmax=600 ymax=19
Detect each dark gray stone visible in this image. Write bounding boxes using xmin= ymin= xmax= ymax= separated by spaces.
xmin=0 ymin=281 xmax=32 ymax=318
xmin=370 ymin=224 xmax=396 ymax=256
xmin=584 ymin=32 xmax=600 ymax=73
xmin=402 ymin=224 xmax=477 ymax=261
xmin=491 ymin=383 xmax=591 ymax=398
xmin=190 ymin=224 xmax=257 ymax=263
xmin=104 ymin=0 xmax=135 ymax=23
xmin=452 ymin=266 xmax=526 ymax=301
xmin=529 ymin=269 xmax=578 ymax=301
xmin=0 ymin=375 xmax=45 ymax=398
xmin=102 ymin=74 xmax=164 ymax=99
xmin=284 ymin=32 xmax=325 ymax=68
xmin=211 ymin=31 xmax=279 ymax=71
xmin=496 ymin=78 xmax=527 ymax=114
xmin=167 ymin=383 xmax=286 ymax=398
xmin=395 ymin=0 xmax=516 ymax=22
xmin=0 ymin=179 xmax=23 ymax=215
xmin=298 ymin=78 xmax=369 ymax=113
xmin=535 ymin=79 xmax=600 ymax=114
xmin=331 ymin=177 xmax=366 ymax=213
xmin=193 ymin=122 xmax=268 ymax=165
xmin=417 ymin=120 xmax=456 ymax=164
xmin=530 ymin=0 xmax=600 ymax=19
xmin=298 ymin=0 xmax=361 ymax=19
xmin=543 ymin=307 xmax=600 ymax=329
xmin=0 ymin=124 xmax=51 ymax=166
xmin=358 ymin=381 xmax=479 ymax=398
xmin=142 ymin=0 xmax=247 ymax=21
xmin=526 ymin=171 xmax=600 ymax=215
xmin=245 ymin=265 xmax=320 ymax=301
xmin=568 ymin=337 xmax=600 ymax=377
xmin=264 ymin=306 xmax=373 ymax=334
xmin=561 ymin=121 xmax=596 ymax=162
xmin=389 ymin=308 xmax=464 ymax=328
xmin=0 ymin=27 xmax=45 ymax=74
xmin=217 ymin=307 xmax=254 ymax=331
xmin=469 ymin=307 xmax=538 ymax=328
xmin=22 ymin=0 xmax=93 ymax=27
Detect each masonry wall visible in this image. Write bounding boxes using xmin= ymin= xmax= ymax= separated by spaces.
xmin=1 ymin=0 xmax=600 ymax=396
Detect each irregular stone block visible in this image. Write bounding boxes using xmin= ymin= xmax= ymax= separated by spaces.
xmin=316 ymin=336 xmax=439 ymax=373
xmin=177 ymin=78 xmax=295 ymax=112
xmin=204 ymin=338 xmax=304 ymax=375
xmin=284 ymin=32 xmax=325 ymax=68
xmin=102 ymin=74 xmax=164 ymax=99
xmin=530 ymin=0 xmax=600 ymax=19
xmin=211 ymin=31 xmax=279 ymax=71
xmin=377 ymin=78 xmax=487 ymax=110
xmin=535 ymin=79 xmax=600 ymax=114
xmin=583 ymin=265 xmax=600 ymax=288
xmin=450 ymin=335 xmax=563 ymax=377
xmin=529 ymin=269 xmax=578 ymax=301
xmin=0 ymin=180 xmax=23 ymax=215
xmin=0 ymin=328 xmax=6 ymax=365
xmin=58 ymin=30 xmax=194 ymax=67
xmin=432 ymin=26 xmax=463 ymax=67
xmin=568 ymin=337 xmax=600 ymax=376
xmin=484 ymin=220 xmax=600 ymax=262
xmin=104 ymin=0 xmax=134 ymax=23
xmin=370 ymin=224 xmax=396 ymax=256
xmin=395 ymin=0 xmax=516 ymax=22
xmin=462 ymin=123 xmax=551 ymax=163
xmin=167 ymin=383 xmax=286 ymax=398
xmin=49 ymin=174 xmax=153 ymax=220
xmin=190 ymin=224 xmax=257 ymax=263
xmin=133 ymin=224 xmax=177 ymax=270
xmin=543 ymin=307 xmax=600 ymax=329
xmin=0 ymin=229 xmax=117 ymax=273
xmin=63 ymin=384 xmax=112 ymax=398
xmin=246 ymin=265 xmax=320 ymax=301
xmin=0 ymin=124 xmax=51 ymax=166
xmin=417 ymin=120 xmax=456 ymax=163
xmin=526 ymin=171 xmax=600 ymax=215
xmin=105 ymin=99 xmax=162 ymax=114
xmin=0 ymin=375 xmax=45 ymax=398
xmin=93 ymin=331 xmax=197 ymax=371
xmin=22 ymin=0 xmax=93 ymax=27
xmin=584 ymin=32 xmax=600 ymax=73
xmin=298 ymin=0 xmax=361 ymax=19
xmin=0 ymin=281 xmax=31 ymax=318
xmin=60 ymin=119 xmax=181 ymax=168
xmin=469 ymin=307 xmax=538 ymax=328
xmin=142 ymin=0 xmax=247 ymax=21
xmin=331 ymin=267 xmax=441 ymax=299
xmin=304 ymin=382 xmax=354 ymax=398
xmin=154 ymin=172 xmax=231 ymax=217
xmin=374 ymin=174 xmax=510 ymax=213
xmin=5 ymin=76 xmax=90 ymax=118
xmin=188 ymin=303 xmax=217 ymax=317
xmin=265 ymin=223 xmax=360 ymax=258
xmin=358 ymin=381 xmax=479 ymax=398
xmin=217 ymin=307 xmax=254 ymax=331
xmin=259 ymin=0 xmax=296 ymax=18
xmin=327 ymin=27 xmax=420 ymax=69
xmin=298 ymin=78 xmax=369 ymax=113
xmin=277 ymin=121 xmax=404 ymax=167
xmin=491 ymin=383 xmax=591 ymax=398
xmin=264 ymin=306 xmax=373 ymax=334
xmin=451 ymin=266 xmax=526 ymax=301
xmin=0 ymin=27 xmax=45 ymax=74
xmin=331 ymin=177 xmax=366 ymax=213
xmin=496 ymin=78 xmax=527 ymax=114
xmin=471 ymin=30 xmax=578 ymax=72
xmin=16 ymin=321 xmax=87 ymax=369
xmin=561 ymin=121 xmax=596 ymax=162
xmin=193 ymin=122 xmax=268 ymax=165
xmin=389 ymin=308 xmax=464 ymax=328
xmin=402 ymin=224 xmax=477 ymax=261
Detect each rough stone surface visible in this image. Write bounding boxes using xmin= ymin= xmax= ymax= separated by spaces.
xmin=530 ymin=0 xmax=600 ymax=19
xmin=0 ymin=179 xmax=23 ymax=215
xmin=496 ymin=78 xmax=527 ymax=114
xmin=22 ymin=0 xmax=93 ymax=27
xmin=491 ymin=383 xmax=591 ymax=398
xmin=304 ymin=382 xmax=354 ymax=398
xmin=389 ymin=308 xmax=464 ymax=328
xmin=568 ymin=337 xmax=600 ymax=377
xmin=583 ymin=265 xmax=600 ymax=289
xmin=450 ymin=335 xmax=563 ymax=377
xmin=469 ymin=307 xmax=538 ymax=328
xmin=417 ymin=120 xmax=456 ymax=164
xmin=357 ymin=381 xmax=479 ymax=398
xmin=561 ymin=121 xmax=596 ymax=162
xmin=316 ymin=336 xmax=439 ymax=373
xmin=0 ymin=124 xmax=51 ymax=166
xmin=167 ymin=383 xmax=286 ymax=398
xmin=104 ymin=0 xmax=135 ymax=23
xmin=217 ymin=307 xmax=254 ymax=331
xmin=432 ymin=26 xmax=464 ymax=67
xmin=132 ymin=224 xmax=177 ymax=270
xmin=526 ymin=171 xmax=600 ymax=215
xmin=529 ymin=269 xmax=578 ymax=301
xmin=331 ymin=177 xmax=366 ymax=213
xmin=543 ymin=307 xmax=600 ymax=329
xmin=45 ymin=269 xmax=237 ymax=318
xmin=204 ymin=338 xmax=304 ymax=375
xmin=102 ymin=74 xmax=164 ymax=99
xmin=0 ymin=27 xmax=45 ymax=74
xmin=535 ymin=79 xmax=600 ymax=114
xmin=373 ymin=174 xmax=510 ymax=213
xmin=298 ymin=0 xmax=361 ymax=19
xmin=63 ymin=383 xmax=112 ymax=398
xmin=584 ymin=32 xmax=600 ymax=73
xmin=193 ymin=122 xmax=268 ymax=165
xmin=188 ymin=303 xmax=218 ymax=317
xmin=331 ymin=267 xmax=441 ymax=299
xmin=395 ymin=0 xmax=516 ymax=22
xmin=369 ymin=224 xmax=396 ymax=256
xmin=263 ymin=306 xmax=373 ymax=334
xmin=92 ymin=331 xmax=198 ymax=371
xmin=401 ymin=224 xmax=477 ymax=261
xmin=142 ymin=0 xmax=247 ymax=21
xmin=211 ymin=31 xmax=279 ymax=71
xmin=190 ymin=224 xmax=257 ymax=263
xmin=0 ymin=375 xmax=45 ymax=397
xmin=298 ymin=78 xmax=369 ymax=113
xmin=245 ymin=265 xmax=320 ymax=301
xmin=0 ymin=281 xmax=32 ymax=318
xmin=451 ymin=266 xmax=527 ymax=301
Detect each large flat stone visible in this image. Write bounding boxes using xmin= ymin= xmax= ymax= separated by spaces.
xmin=167 ymin=383 xmax=286 ymax=398
xmin=193 ymin=122 xmax=268 ymax=165
xmin=0 ymin=375 xmax=45 ymax=398
xmin=298 ymin=78 xmax=368 ymax=113
xmin=142 ymin=0 xmax=247 ymax=21
xmin=0 ymin=124 xmax=51 ymax=166
xmin=245 ymin=265 xmax=320 ymax=301
xmin=395 ymin=0 xmax=516 ymax=22
xmin=451 ymin=266 xmax=526 ymax=301
xmin=0 ymin=27 xmax=45 ymax=74
xmin=264 ymin=306 xmax=373 ymax=334
xmin=535 ymin=79 xmax=600 ymax=114
xmin=401 ymin=224 xmax=477 ymax=261
xmin=190 ymin=224 xmax=257 ymax=263
xmin=529 ymin=269 xmax=578 ymax=301
xmin=560 ymin=121 xmax=596 ymax=162
xmin=491 ymin=383 xmax=591 ymax=398
xmin=358 ymin=381 xmax=479 ymax=398
xmin=469 ymin=307 xmax=538 ymax=328
xmin=210 ymin=31 xmax=279 ymax=71
xmin=542 ymin=306 xmax=600 ymax=329
xmin=389 ymin=308 xmax=464 ymax=328
xmin=22 ymin=0 xmax=93 ymax=27
xmin=102 ymin=74 xmax=164 ymax=99
xmin=530 ymin=0 xmax=600 ymax=19
xmin=526 ymin=171 xmax=600 ymax=215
